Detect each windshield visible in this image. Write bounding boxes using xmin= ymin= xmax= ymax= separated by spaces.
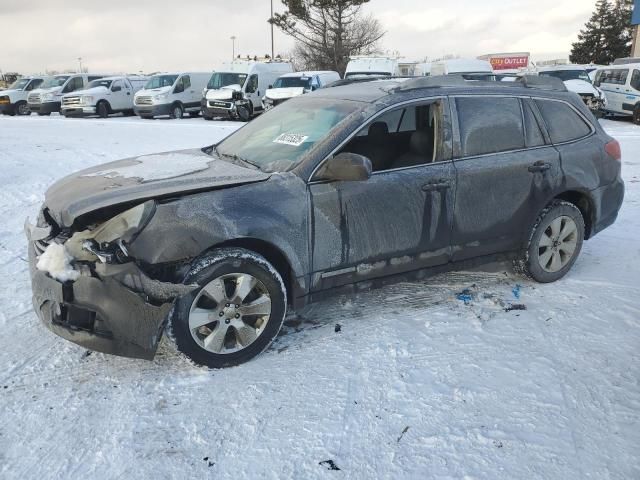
xmin=207 ymin=72 xmax=248 ymax=89
xmin=88 ymin=79 xmax=113 ymax=89
xmin=41 ymin=76 xmax=69 ymax=88
xmin=9 ymin=79 xmax=30 ymax=90
xmin=539 ymin=70 xmax=591 ymax=83
xmin=273 ymin=77 xmax=312 ymax=89
xmin=145 ymin=75 xmax=178 ymax=89
xmin=216 ymin=97 xmax=363 ymax=172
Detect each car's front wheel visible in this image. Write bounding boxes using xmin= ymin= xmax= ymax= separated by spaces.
xmin=170 ymin=248 xmax=287 ymax=368
xmin=518 ymin=200 xmax=585 ymax=282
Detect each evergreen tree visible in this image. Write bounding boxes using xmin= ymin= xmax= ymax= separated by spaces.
xmin=570 ymin=0 xmax=633 ymax=64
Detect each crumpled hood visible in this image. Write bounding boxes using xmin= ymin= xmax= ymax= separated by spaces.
xmin=564 ymin=79 xmax=601 ymax=97
xmin=265 ymin=87 xmax=305 ymax=100
xmin=44 ymin=148 xmax=270 ymax=227
xmin=206 ymin=85 xmax=241 ymax=101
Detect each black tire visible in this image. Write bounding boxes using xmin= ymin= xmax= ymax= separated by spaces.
xmin=203 ymin=114 xmax=213 ymax=121
xmin=15 ymin=101 xmax=30 ymax=116
xmin=237 ymin=105 xmax=250 ymax=122
xmin=96 ymin=101 xmax=110 ymax=118
xmin=170 ymin=103 xmax=184 ymax=119
xmin=170 ymin=247 xmax=287 ymax=368
xmin=517 ymin=200 xmax=585 ymax=283
xmin=633 ymin=105 xmax=640 ymax=125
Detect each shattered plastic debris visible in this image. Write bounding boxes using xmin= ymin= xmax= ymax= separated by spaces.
xmin=36 ymin=243 xmax=80 ymax=282
xmin=512 ymin=284 xmax=522 ymax=299
xmin=456 ymin=288 xmax=474 ymax=305
xmin=319 ymin=459 xmax=341 ymax=471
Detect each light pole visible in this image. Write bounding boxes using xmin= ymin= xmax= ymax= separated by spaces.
xmin=270 ymin=0 xmax=274 ymax=59
xmin=78 ymin=57 xmax=83 ymax=73
xmin=230 ymin=36 xmax=237 ymax=60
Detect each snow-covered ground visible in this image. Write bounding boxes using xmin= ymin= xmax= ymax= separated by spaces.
xmin=0 ymin=115 xmax=638 ymax=479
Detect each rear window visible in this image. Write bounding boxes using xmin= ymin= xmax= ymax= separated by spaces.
xmin=456 ymin=96 xmax=525 ymax=157
xmin=534 ymin=99 xmax=591 ymax=144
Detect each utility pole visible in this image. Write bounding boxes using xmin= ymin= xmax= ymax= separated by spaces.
xmin=270 ymin=0 xmax=275 ymax=59
xmin=230 ymin=36 xmax=237 ymax=60
xmin=78 ymin=57 xmax=83 ymax=73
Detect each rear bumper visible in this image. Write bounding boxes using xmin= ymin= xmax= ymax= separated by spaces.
xmin=26 ymin=224 xmax=187 ymax=360
xmin=29 ymin=101 xmax=61 ymax=114
xmin=134 ymin=104 xmax=172 ymax=118
xmin=591 ymin=177 xmax=625 ymax=237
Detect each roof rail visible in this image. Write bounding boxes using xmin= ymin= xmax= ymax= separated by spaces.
xmin=394 ymin=74 xmax=468 ymax=91
xmin=517 ymin=74 xmax=567 ymax=91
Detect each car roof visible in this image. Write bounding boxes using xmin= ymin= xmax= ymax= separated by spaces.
xmin=602 ymin=63 xmax=640 ymax=69
xmin=280 ymin=71 xmax=337 ymax=78
xmin=538 ymin=65 xmax=587 ymax=71
xmin=312 ymin=75 xmax=572 ymax=104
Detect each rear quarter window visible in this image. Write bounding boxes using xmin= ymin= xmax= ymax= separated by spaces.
xmin=534 ymin=99 xmax=591 ymax=144
xmin=456 ymin=96 xmax=525 ymax=157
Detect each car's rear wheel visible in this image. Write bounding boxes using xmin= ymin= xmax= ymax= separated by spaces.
xmin=170 ymin=248 xmax=287 ymax=368
xmin=518 ymin=200 xmax=584 ymax=283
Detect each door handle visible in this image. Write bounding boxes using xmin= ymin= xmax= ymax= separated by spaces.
xmin=422 ymin=180 xmax=450 ymax=191
xmin=528 ymin=161 xmax=551 ymax=173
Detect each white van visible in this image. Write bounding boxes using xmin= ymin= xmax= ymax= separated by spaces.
xmin=594 ymin=63 xmax=640 ymax=123
xmin=262 ymin=70 xmax=340 ymax=109
xmin=538 ymin=65 xmax=605 ymax=113
xmin=134 ymin=72 xmax=211 ymax=119
xmin=430 ymin=59 xmax=495 ymax=80
xmin=27 ymin=73 xmax=108 ymax=115
xmin=344 ymin=56 xmax=401 ymax=78
xmin=61 ymin=76 xmax=148 ymax=118
xmin=202 ymin=60 xmax=293 ymax=121
xmin=0 ymin=76 xmax=46 ymax=115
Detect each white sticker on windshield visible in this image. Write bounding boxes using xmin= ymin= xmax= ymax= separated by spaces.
xmin=273 ymin=133 xmax=309 ymax=146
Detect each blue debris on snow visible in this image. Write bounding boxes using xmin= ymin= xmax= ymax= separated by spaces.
xmin=512 ymin=284 xmax=522 ymax=299
xmin=457 ymin=288 xmax=474 ymax=305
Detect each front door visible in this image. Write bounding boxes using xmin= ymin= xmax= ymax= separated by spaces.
xmin=450 ymin=95 xmax=562 ymax=261
xmin=309 ymin=98 xmax=456 ymax=291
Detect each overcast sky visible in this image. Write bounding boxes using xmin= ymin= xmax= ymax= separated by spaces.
xmin=0 ymin=0 xmax=594 ymax=74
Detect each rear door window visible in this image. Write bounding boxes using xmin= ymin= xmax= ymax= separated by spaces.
xmin=455 ymin=96 xmax=525 ymax=157
xmin=534 ymin=99 xmax=591 ymax=144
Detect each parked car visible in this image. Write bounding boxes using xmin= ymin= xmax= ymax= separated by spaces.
xmin=61 ymin=76 xmax=148 ymax=118
xmin=262 ymin=71 xmax=340 ymax=110
xmin=344 ymin=56 xmax=401 ymax=78
xmin=27 ymin=74 xmax=108 ymax=116
xmin=133 ymin=72 xmax=210 ymax=119
xmin=593 ymin=63 xmax=640 ymax=124
xmin=430 ymin=59 xmax=495 ymax=80
xmin=538 ymin=65 xmax=606 ymax=114
xmin=202 ymin=61 xmax=293 ymax=121
xmin=26 ymin=75 xmax=624 ymax=368
xmin=0 ymin=76 xmax=46 ymax=115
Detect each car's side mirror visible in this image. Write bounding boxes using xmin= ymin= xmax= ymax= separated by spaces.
xmin=112 ymin=86 xmax=121 ymax=92
xmin=268 ymin=84 xmax=273 ymax=89
xmin=314 ymin=152 xmax=372 ymax=182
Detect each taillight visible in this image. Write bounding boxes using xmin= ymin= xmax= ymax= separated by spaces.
xmin=604 ymin=139 xmax=621 ymax=162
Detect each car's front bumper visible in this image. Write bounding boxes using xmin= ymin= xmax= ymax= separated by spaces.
xmin=26 ymin=222 xmax=193 ymax=360
xmin=28 ymin=101 xmax=61 ymax=114
xmin=134 ymin=103 xmax=172 ymax=118
xmin=61 ymin=106 xmax=96 ymax=117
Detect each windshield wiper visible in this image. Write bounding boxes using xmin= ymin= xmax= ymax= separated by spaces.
xmin=216 ymin=149 xmax=261 ymax=171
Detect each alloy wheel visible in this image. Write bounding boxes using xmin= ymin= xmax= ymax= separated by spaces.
xmin=537 ymin=215 xmax=578 ymax=273
xmin=188 ymin=273 xmax=272 ymax=354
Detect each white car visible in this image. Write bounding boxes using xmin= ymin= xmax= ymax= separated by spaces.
xmin=594 ymin=63 xmax=640 ymax=123
xmin=262 ymin=71 xmax=340 ymax=110
xmin=134 ymin=72 xmax=211 ymax=119
xmin=0 ymin=76 xmax=46 ymax=116
xmin=344 ymin=56 xmax=401 ymax=79
xmin=61 ymin=76 xmax=148 ymax=118
xmin=430 ymin=59 xmax=495 ymax=80
xmin=27 ymin=74 xmax=108 ymax=116
xmin=202 ymin=60 xmax=293 ymax=121
xmin=538 ymin=65 xmax=605 ymax=113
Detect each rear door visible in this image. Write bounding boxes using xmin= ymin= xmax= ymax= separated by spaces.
xmin=450 ymin=95 xmax=562 ymax=260
xmin=309 ymin=97 xmax=456 ymax=291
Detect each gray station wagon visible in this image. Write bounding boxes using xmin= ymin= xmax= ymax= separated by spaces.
xmin=26 ymin=75 xmax=624 ymax=368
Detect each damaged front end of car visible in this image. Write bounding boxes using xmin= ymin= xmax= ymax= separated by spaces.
xmin=26 ymin=201 xmax=196 ymax=360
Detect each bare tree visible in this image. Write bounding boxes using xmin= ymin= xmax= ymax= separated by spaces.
xmin=270 ymin=1 xmax=385 ymax=75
